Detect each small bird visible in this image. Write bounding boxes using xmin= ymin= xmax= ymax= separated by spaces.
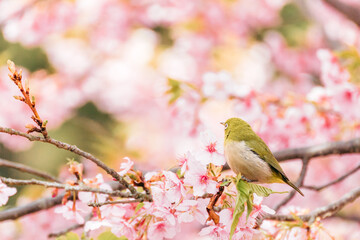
xmin=221 ymin=117 xmax=304 ymax=196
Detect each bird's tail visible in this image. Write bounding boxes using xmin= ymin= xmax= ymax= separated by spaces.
xmin=284 ymin=179 xmax=304 ymax=196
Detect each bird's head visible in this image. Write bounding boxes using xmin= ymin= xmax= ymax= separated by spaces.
xmin=220 ymin=117 xmax=252 ymax=140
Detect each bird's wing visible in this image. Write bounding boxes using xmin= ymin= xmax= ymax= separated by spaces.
xmin=246 ymin=136 xmax=288 ymax=179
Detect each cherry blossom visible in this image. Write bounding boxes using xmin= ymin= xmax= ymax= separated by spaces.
xmin=110 ymin=218 xmax=136 ymax=239
xmin=0 ymin=180 xmax=16 ymax=206
xmin=78 ymin=174 xmax=112 ymax=203
xmin=148 ymin=220 xmax=177 ymax=240
xmin=118 ymin=157 xmax=134 ymax=176
xmin=197 ymin=131 xmax=225 ymax=166
xmin=202 ymin=71 xmax=235 ymax=100
xmin=54 ymin=201 xmax=89 ymax=224
xmin=84 ymin=219 xmax=112 ymax=232
xmin=175 ymin=199 xmax=208 ymax=224
xmin=184 ymin=158 xmax=218 ymax=196
xmin=198 ymin=209 xmax=232 ymax=239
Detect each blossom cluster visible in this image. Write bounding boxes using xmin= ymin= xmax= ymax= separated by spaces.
xmin=52 ymin=131 xmax=274 ymax=239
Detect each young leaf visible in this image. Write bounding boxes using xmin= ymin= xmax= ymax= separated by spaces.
xmin=230 ymin=191 xmax=245 ymax=240
xmin=56 ymin=232 xmax=80 ymax=240
xmin=166 ymin=78 xmax=183 ymax=104
xmin=135 ymin=202 xmax=144 ymax=213
xmin=230 ymin=178 xmax=251 ymax=239
xmin=97 ymin=231 xmax=128 ymax=240
xmin=248 ymin=183 xmax=274 ymax=197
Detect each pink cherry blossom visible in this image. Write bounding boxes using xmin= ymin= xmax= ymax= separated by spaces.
xmin=317 ymin=49 xmax=350 ymax=87
xmin=100 ymin=203 xmax=133 ymax=219
xmin=175 ymin=199 xmax=208 ymax=224
xmin=110 ymin=219 xmax=136 ymax=239
xmin=84 ymin=219 xmax=112 ymax=232
xmin=54 ymin=201 xmax=89 ymax=224
xmin=198 ymin=209 xmax=232 ymax=239
xmin=178 ymin=151 xmax=192 ymax=175
xmin=78 ymin=174 xmax=112 ymax=203
xmin=202 ymin=71 xmax=235 ymax=100
xmin=162 ymin=171 xmax=186 ymax=204
xmin=0 ymin=180 xmax=16 ymax=206
xmin=148 ymin=220 xmax=177 ymax=240
xmin=184 ymin=158 xmax=218 ymax=196
xmin=118 ymin=157 xmax=134 ymax=176
xmin=197 ymin=131 xmax=225 ymax=166
xmin=251 ymin=194 xmax=275 ymax=218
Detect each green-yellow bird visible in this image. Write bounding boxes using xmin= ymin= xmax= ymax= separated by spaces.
xmin=221 ymin=117 xmax=304 ymax=196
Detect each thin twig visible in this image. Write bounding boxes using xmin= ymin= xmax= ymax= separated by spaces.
xmin=0 ymin=158 xmax=61 ymax=183
xmin=206 ymin=185 xmax=225 ymax=224
xmin=264 ymin=186 xmax=360 ymax=223
xmin=7 ymin=60 xmax=48 ymax=138
xmin=303 ymin=163 xmax=360 ymax=191
xmin=274 ymin=158 xmax=309 ymax=211
xmin=88 ymin=199 xmax=143 ymax=207
xmin=0 ymin=177 xmax=136 ymax=198
xmin=0 ymin=126 xmax=149 ymax=200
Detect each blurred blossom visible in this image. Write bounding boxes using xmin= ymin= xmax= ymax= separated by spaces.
xmin=202 ymin=71 xmax=235 ymax=100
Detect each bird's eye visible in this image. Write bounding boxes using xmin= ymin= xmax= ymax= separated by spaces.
xmin=224 ymin=123 xmax=228 ymax=129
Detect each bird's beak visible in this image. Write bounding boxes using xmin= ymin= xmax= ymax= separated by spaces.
xmin=220 ymin=122 xmax=225 ymax=126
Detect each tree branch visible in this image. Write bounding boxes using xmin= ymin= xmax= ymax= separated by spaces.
xmin=0 ymin=193 xmax=65 ymax=221
xmin=87 ymin=199 xmax=143 ymax=207
xmin=264 ymin=186 xmax=360 ymax=222
xmin=0 ymin=177 xmax=137 ymax=198
xmin=0 ymin=126 xmax=149 ymax=200
xmin=324 ymin=0 xmax=360 ymax=26
xmin=0 ymin=158 xmax=61 ymax=183
xmin=0 ymin=181 xmax=126 ymax=222
xmin=274 ymin=157 xmax=309 ymax=211
xmin=303 ymin=163 xmax=360 ymax=191
xmin=274 ymin=138 xmax=360 ymax=162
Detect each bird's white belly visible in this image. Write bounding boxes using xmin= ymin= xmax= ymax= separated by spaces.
xmin=225 ymin=140 xmax=273 ymax=182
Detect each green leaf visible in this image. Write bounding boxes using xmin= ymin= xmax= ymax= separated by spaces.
xmin=246 ymin=197 xmax=253 ymax=221
xmin=336 ymin=47 xmax=360 ymax=83
xmin=97 ymin=231 xmax=127 ymax=240
xmin=56 ymin=232 xmax=80 ymax=240
xmin=229 ymin=177 xmax=285 ymax=239
xmin=230 ymin=191 xmax=245 ymax=240
xmin=220 ymin=179 xmax=232 ymax=187
xmin=135 ymin=202 xmax=144 ymax=213
xmin=230 ymin=178 xmax=250 ymax=239
xmin=166 ymin=78 xmax=183 ymax=104
xmin=248 ymin=183 xmax=274 ymax=197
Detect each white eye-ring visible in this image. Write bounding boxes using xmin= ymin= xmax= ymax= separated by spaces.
xmin=224 ymin=123 xmax=228 ymax=129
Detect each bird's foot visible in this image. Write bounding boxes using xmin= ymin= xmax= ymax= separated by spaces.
xmin=241 ymin=176 xmax=256 ymax=183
